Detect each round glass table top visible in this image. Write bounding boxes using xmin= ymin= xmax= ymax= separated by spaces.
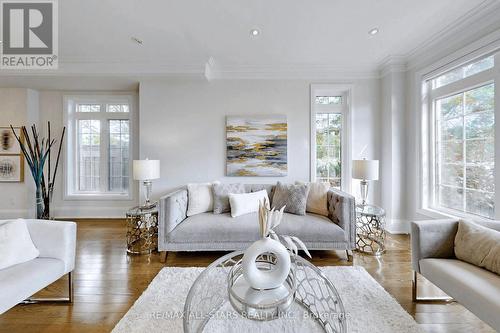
xmin=356 ymin=204 xmax=385 ymax=217
xmin=183 ymin=251 xmax=347 ymax=333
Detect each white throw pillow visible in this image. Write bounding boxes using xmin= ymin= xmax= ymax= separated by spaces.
xmin=187 ymin=182 xmax=220 ymax=217
xmin=296 ymin=181 xmax=330 ymax=217
xmin=0 ymin=219 xmax=40 ymax=270
xmin=229 ymin=190 xmax=270 ymax=218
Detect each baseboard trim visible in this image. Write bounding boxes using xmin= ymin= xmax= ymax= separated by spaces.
xmin=385 ymin=219 xmax=410 ymax=234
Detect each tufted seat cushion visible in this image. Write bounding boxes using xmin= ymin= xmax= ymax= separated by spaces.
xmin=167 ymin=212 xmax=345 ymax=247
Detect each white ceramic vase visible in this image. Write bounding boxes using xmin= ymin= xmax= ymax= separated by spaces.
xmin=242 ymin=237 xmax=291 ymax=290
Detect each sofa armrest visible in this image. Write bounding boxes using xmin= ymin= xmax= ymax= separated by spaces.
xmin=410 ymin=219 xmax=459 ymax=273
xmin=25 ymin=219 xmax=77 ymax=274
xmin=327 ymin=189 xmax=356 ymax=249
xmin=158 ymin=189 xmax=188 ymax=250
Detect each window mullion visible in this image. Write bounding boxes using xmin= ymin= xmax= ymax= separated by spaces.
xmin=100 ymin=108 xmax=109 ymax=193
xmin=494 ymin=53 xmax=500 ymax=219
xmin=462 ymin=93 xmax=467 ymax=213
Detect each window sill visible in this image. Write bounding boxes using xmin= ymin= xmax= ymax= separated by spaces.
xmin=64 ymin=192 xmax=132 ymax=201
xmin=417 ymin=207 xmax=496 ymax=224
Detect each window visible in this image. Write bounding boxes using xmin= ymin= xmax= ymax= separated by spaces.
xmin=65 ymin=95 xmax=133 ymax=199
xmin=310 ymin=85 xmax=351 ymax=191
xmin=426 ymin=54 xmax=498 ymax=219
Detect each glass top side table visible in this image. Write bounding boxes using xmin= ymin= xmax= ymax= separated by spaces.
xmin=126 ymin=203 xmax=158 ymax=255
xmin=184 ymin=251 xmax=347 ymax=333
xmin=355 ymin=204 xmax=386 ymax=256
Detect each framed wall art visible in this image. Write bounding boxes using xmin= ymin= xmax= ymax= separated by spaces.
xmin=0 ymin=127 xmax=22 ymax=154
xmin=226 ymin=115 xmax=287 ymax=177
xmin=0 ymin=155 xmax=24 ymax=182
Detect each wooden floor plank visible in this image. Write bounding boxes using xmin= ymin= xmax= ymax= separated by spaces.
xmin=0 ymin=220 xmax=494 ymax=332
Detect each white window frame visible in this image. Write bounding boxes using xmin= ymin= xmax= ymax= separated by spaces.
xmin=310 ymin=84 xmax=352 ymax=193
xmin=63 ymin=94 xmax=134 ymax=201
xmin=419 ymin=51 xmax=500 ymax=221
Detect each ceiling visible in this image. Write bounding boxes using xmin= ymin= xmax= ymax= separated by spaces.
xmin=1 ymin=0 xmax=499 ymax=79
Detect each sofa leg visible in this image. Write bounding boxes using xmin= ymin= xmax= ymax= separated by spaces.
xmin=412 ymin=271 xmax=453 ymax=303
xmin=23 ymin=272 xmax=73 ymax=304
xmin=160 ymin=251 xmax=168 ymax=263
xmin=345 ymin=250 xmax=353 ymax=262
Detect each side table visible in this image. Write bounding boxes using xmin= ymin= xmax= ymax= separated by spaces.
xmin=126 ymin=203 xmax=158 ymax=255
xmin=355 ymin=204 xmax=386 ymax=256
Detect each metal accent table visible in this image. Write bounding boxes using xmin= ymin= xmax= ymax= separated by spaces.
xmin=126 ymin=203 xmax=158 ymax=254
xmin=184 ymin=251 xmax=347 ymax=333
xmin=355 ymin=204 xmax=386 ymax=256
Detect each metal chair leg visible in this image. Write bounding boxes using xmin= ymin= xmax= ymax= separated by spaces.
xmin=23 ymin=272 xmax=73 ymax=304
xmin=412 ymin=271 xmax=453 ymax=302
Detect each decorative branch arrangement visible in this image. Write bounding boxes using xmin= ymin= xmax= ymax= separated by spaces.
xmin=10 ymin=122 xmax=66 ymax=220
xmin=258 ymin=199 xmax=311 ymax=258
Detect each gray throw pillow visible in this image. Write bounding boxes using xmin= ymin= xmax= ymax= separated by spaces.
xmin=212 ymin=183 xmax=246 ymax=214
xmin=272 ymin=182 xmax=310 ymax=216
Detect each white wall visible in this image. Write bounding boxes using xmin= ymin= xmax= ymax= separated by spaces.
xmin=0 ymin=89 xmax=31 ymax=218
xmin=139 ymin=78 xmax=381 ymax=203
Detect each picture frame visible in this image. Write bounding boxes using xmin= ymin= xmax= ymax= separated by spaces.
xmin=0 ymin=155 xmax=24 ymax=182
xmin=0 ymin=127 xmax=23 ymax=155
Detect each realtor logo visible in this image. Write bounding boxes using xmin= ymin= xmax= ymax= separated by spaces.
xmin=0 ymin=0 xmax=58 ymax=69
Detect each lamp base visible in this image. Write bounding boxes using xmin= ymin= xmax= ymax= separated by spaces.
xmin=360 ymin=180 xmax=369 ymax=205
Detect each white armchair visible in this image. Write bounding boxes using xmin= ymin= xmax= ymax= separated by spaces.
xmin=0 ymin=219 xmax=77 ymax=314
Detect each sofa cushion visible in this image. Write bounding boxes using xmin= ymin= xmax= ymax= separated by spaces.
xmin=0 ymin=257 xmax=65 ymax=314
xmin=187 ymin=182 xmax=219 ymax=217
xmin=296 ymin=181 xmax=329 ymax=217
xmin=212 ymin=183 xmax=246 ymax=214
xmin=455 ymin=220 xmax=500 ymax=275
xmin=0 ymin=219 xmax=40 ymax=270
xmin=420 ymin=258 xmax=500 ymax=331
xmin=229 ymin=190 xmax=269 ymax=218
xmin=271 ymin=182 xmax=310 ymax=215
xmin=168 ymin=212 xmax=345 ymax=244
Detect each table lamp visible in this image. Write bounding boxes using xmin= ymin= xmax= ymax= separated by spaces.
xmin=133 ymin=159 xmax=160 ymax=207
xmin=352 ymin=159 xmax=379 ymax=205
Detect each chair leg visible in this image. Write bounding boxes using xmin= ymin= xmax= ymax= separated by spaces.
xmin=412 ymin=271 xmax=453 ymax=302
xmin=160 ymin=251 xmax=168 ymax=263
xmin=23 ymin=272 xmax=73 ymax=304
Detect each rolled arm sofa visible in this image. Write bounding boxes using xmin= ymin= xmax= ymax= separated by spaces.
xmin=0 ymin=219 xmax=76 ymax=314
xmin=411 ymin=219 xmax=500 ymax=331
xmin=158 ymin=184 xmax=356 ymax=259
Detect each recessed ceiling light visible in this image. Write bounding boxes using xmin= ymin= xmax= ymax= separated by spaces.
xmin=131 ymin=37 xmax=143 ymax=45
xmin=250 ymin=29 xmax=260 ymax=37
xmin=368 ymin=28 xmax=379 ymax=36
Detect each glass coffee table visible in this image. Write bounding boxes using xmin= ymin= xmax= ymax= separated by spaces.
xmin=183 ymin=251 xmax=347 ymax=333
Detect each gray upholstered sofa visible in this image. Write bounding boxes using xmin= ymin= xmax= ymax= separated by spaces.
xmin=158 ymin=184 xmax=355 ymax=261
xmin=411 ymin=219 xmax=500 ymax=331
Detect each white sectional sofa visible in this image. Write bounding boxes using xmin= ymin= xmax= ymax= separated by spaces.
xmin=0 ymin=219 xmax=77 ymax=314
xmin=411 ymin=219 xmax=500 ymax=331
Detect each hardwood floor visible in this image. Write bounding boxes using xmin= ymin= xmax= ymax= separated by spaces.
xmin=0 ymin=220 xmax=495 ymax=333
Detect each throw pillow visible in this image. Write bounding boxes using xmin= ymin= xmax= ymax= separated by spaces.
xmin=272 ymin=182 xmax=310 ymax=216
xmin=229 ymin=190 xmax=270 ymax=218
xmin=454 ymin=219 xmax=500 ymax=275
xmin=0 ymin=219 xmax=40 ymax=270
xmin=296 ymin=181 xmax=329 ymax=216
xmin=213 ymin=183 xmax=246 ymax=214
xmin=186 ymin=181 xmax=220 ymax=217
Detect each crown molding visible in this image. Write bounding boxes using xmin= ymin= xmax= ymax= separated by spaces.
xmin=405 ymin=0 xmax=500 ymax=70
xmin=207 ymin=63 xmax=379 ymax=80
xmin=378 ymin=55 xmax=407 ymax=77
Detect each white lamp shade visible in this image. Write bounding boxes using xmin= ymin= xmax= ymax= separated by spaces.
xmin=133 ymin=160 xmax=160 ymax=180
xmin=352 ymin=160 xmax=379 ymax=181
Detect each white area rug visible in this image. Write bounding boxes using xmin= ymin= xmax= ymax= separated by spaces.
xmin=112 ymin=266 xmax=423 ymax=333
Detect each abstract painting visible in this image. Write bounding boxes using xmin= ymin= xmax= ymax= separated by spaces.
xmin=226 ymin=115 xmax=287 ymax=177
xmin=0 ymin=155 xmax=24 ymax=182
xmin=0 ymin=127 xmax=22 ymax=154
